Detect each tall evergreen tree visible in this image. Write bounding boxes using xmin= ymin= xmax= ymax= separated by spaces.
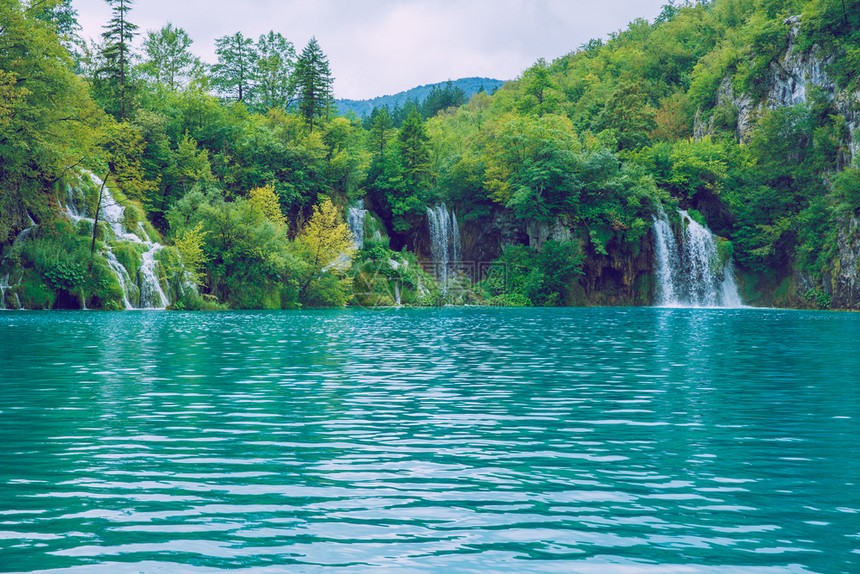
xmin=369 ymin=106 xmax=393 ymax=154
xmin=100 ymin=0 xmax=137 ymax=120
xmin=421 ymin=80 xmax=467 ymax=118
xmin=211 ymin=32 xmax=257 ymax=103
xmin=398 ymin=108 xmax=430 ymax=186
xmin=294 ymin=37 xmax=334 ymax=132
xmin=253 ymin=31 xmax=296 ymax=112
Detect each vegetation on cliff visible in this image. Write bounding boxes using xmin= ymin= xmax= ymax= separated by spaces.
xmin=2 ymin=0 xmax=859 ymax=309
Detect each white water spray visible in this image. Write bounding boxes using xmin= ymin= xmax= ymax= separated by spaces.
xmin=64 ymin=176 xmax=168 ymax=309
xmin=347 ymin=200 xmax=367 ymax=250
xmin=653 ymin=208 xmax=743 ymax=308
xmin=426 ymin=203 xmax=461 ymax=292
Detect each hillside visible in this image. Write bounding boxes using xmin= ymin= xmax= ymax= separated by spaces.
xmin=335 ymin=77 xmax=505 ymax=117
xmin=2 ymin=0 xmax=860 ymax=311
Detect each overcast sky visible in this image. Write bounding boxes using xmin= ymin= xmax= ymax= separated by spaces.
xmin=72 ymin=0 xmax=669 ymax=100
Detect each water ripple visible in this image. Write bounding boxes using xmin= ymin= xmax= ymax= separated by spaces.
xmin=0 ymin=308 xmax=858 ymax=573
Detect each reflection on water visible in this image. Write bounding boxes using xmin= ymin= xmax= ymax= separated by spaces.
xmin=0 ymin=308 xmax=858 ymax=573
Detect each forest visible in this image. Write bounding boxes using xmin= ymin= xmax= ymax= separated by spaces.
xmin=1 ymin=0 xmax=859 ymax=310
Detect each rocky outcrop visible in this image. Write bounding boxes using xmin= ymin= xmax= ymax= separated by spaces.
xmin=827 ymin=215 xmax=860 ymax=309
xmin=525 ymin=217 xmax=572 ymax=251
xmin=694 ymin=16 xmax=860 ymax=309
xmin=696 ymin=16 xmax=860 ymax=164
xmin=459 ymin=207 xmax=528 ymax=264
xmin=577 ymin=233 xmax=654 ymax=306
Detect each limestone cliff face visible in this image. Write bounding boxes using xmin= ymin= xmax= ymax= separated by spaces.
xmin=459 ymin=208 xmax=528 ymax=265
xmin=695 ymin=16 xmax=860 ymax=165
xmin=695 ymin=16 xmax=860 ymax=309
xmin=577 ymin=236 xmax=654 ymax=307
xmin=828 ymin=215 xmax=860 ymax=309
xmin=459 ymin=212 xmax=654 ymax=305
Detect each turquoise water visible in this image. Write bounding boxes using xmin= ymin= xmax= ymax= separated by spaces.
xmin=0 ymin=308 xmax=858 ymax=573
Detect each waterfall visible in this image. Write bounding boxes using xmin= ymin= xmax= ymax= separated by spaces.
xmin=653 ymin=208 xmax=743 ymax=308
xmin=136 ymin=224 xmax=168 ymax=309
xmin=64 ymin=176 xmax=168 ymax=309
xmin=426 ymin=203 xmax=461 ymax=291
xmin=347 ymin=200 xmax=367 ymax=250
xmin=0 ymin=220 xmax=38 ymax=310
xmin=0 ymin=273 xmax=20 ymax=310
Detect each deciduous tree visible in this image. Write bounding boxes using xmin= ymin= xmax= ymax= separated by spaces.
xmin=211 ymin=32 xmax=257 ymax=103
xmin=295 ymin=200 xmax=355 ymax=298
xmin=141 ymin=23 xmax=198 ymax=90
xmin=253 ymin=31 xmax=296 ymax=111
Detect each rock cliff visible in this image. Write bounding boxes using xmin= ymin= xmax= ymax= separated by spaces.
xmin=695 ymin=16 xmax=860 ymax=309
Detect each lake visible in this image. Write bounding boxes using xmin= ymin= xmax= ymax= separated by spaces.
xmin=0 ymin=308 xmax=858 ymax=573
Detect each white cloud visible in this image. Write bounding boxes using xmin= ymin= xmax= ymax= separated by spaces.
xmin=72 ymin=0 xmax=667 ymax=100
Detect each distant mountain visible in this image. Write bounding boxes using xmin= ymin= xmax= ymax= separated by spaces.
xmin=335 ymin=77 xmax=506 ymax=117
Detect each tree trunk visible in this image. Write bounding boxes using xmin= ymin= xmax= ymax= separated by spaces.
xmin=90 ymin=173 xmax=109 ymax=258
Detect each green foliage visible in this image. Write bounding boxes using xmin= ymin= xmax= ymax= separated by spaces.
xmin=168 ymin=188 xmax=300 ymax=308
xmin=172 ymin=221 xmax=208 ymax=286
xmin=832 ymin=167 xmax=860 ymax=214
xmin=519 ymin=59 xmax=561 ymax=118
xmin=421 ymin=80 xmax=468 ymax=118
xmin=294 ymin=37 xmax=334 ymax=132
xmin=140 ymin=23 xmax=199 ymax=90
xmin=253 ymin=31 xmax=296 ymax=112
xmin=591 ymin=82 xmax=656 ymax=151
xmin=99 ymin=0 xmax=139 ymax=119
xmin=112 ymin=241 xmax=144 ymax=281
xmin=18 ymin=270 xmax=56 ymax=310
xmin=350 ymin=246 xmax=437 ymax=307
xmin=0 ymin=0 xmax=106 ymax=243
xmin=8 ymin=220 xmax=125 ymax=309
xmin=794 ymin=196 xmax=836 ymax=279
xmin=803 ymin=287 xmax=832 ymax=309
xmin=479 ymin=241 xmax=584 ymax=307
xmin=210 ymin=32 xmax=257 ymax=103
xmin=398 ymin=108 xmax=431 ymax=187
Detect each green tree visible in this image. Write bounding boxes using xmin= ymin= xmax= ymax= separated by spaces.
xmin=99 ymin=0 xmax=138 ymax=120
xmin=294 ymin=37 xmax=334 ymax=132
xmin=398 ymin=108 xmax=431 ymax=187
xmin=211 ymin=32 xmax=257 ymax=103
xmin=33 ymin=0 xmax=81 ymax=58
xmin=421 ymin=80 xmax=467 ymax=118
xmin=592 ymin=82 xmax=656 ymax=151
xmin=253 ymin=31 xmax=296 ymax=111
xmin=519 ymin=58 xmax=559 ymax=118
xmin=294 ymin=200 xmax=355 ymax=304
xmin=173 ymin=221 xmax=209 ymax=287
xmin=368 ymin=106 xmax=393 ymax=154
xmin=167 ymin=188 xmax=300 ymax=309
xmin=141 ymin=23 xmax=198 ymax=90
xmin=0 ymin=0 xmax=106 ymax=241
xmin=249 ymin=184 xmax=287 ymax=227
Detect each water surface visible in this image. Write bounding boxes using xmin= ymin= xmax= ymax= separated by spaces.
xmin=0 ymin=308 xmax=858 ymax=573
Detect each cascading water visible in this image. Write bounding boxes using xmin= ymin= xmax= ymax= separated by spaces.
xmin=426 ymin=203 xmax=461 ymax=292
xmin=136 ymin=224 xmax=169 ymax=309
xmin=0 ymin=273 xmax=21 ymax=310
xmin=64 ymin=176 xmax=169 ymax=309
xmin=0 ymin=219 xmax=38 ymax=309
xmin=653 ymin=208 xmax=743 ymax=308
xmin=347 ymin=200 xmax=367 ymax=250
